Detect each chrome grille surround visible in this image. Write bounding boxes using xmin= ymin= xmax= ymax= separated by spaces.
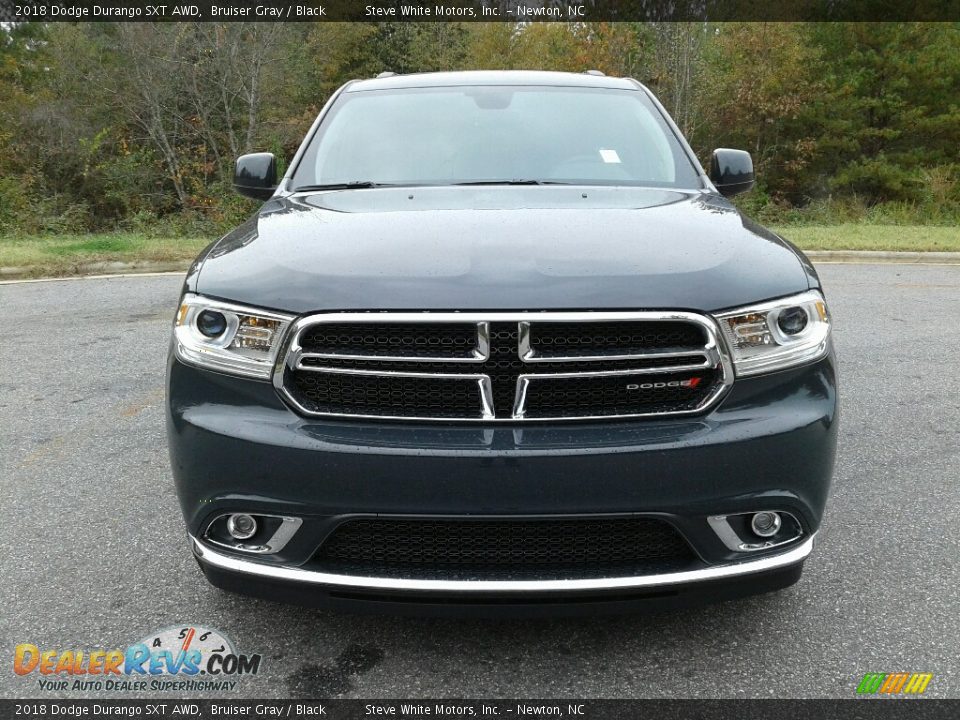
xmin=273 ymin=311 xmax=734 ymax=422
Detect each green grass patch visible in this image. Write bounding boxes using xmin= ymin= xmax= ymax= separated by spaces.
xmin=774 ymin=224 xmax=960 ymax=252
xmin=42 ymin=236 xmax=139 ymax=256
xmin=0 ymin=233 xmax=210 ymax=277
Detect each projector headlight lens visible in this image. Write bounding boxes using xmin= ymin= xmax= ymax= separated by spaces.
xmin=174 ymin=293 xmax=293 ymax=379
xmin=715 ymin=290 xmax=830 ymax=376
xmin=776 ymin=306 xmax=809 ymax=336
xmin=196 ymin=310 xmax=228 ymax=338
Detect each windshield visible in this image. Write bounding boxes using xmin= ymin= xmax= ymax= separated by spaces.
xmin=291 ymin=86 xmax=702 ymax=190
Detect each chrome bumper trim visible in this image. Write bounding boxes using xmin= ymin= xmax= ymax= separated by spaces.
xmin=191 ymin=535 xmax=814 ymax=594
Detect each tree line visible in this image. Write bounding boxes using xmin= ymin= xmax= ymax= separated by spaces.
xmin=1 ymin=21 xmax=958 ymax=235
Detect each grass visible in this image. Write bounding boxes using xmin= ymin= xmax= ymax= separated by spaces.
xmin=773 ymin=224 xmax=960 ymax=252
xmin=1 ymin=224 xmax=959 ymax=278
xmin=0 ymin=233 xmax=210 ymax=277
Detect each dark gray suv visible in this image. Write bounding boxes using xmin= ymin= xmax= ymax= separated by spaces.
xmin=166 ymin=71 xmax=837 ymax=614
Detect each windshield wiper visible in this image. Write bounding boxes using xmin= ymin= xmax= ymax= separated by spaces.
xmin=293 ymin=181 xmax=398 ymax=192
xmin=452 ymin=180 xmax=572 ymax=186
xmin=294 ymin=180 xmax=573 ymax=191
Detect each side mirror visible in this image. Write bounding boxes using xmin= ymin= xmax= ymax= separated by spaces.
xmin=233 ymin=153 xmax=277 ymax=200
xmin=709 ymin=148 xmax=754 ymax=197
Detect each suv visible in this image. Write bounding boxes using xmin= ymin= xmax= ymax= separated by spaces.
xmin=167 ymin=71 xmax=837 ymax=614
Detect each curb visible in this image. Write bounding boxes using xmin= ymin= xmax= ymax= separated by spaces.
xmin=0 ymin=260 xmax=191 ymax=283
xmin=2 ymin=251 xmax=960 ymax=283
xmin=804 ymin=250 xmax=960 ymax=264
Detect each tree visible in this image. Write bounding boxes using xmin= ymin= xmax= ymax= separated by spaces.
xmin=645 ymin=22 xmax=708 ymax=138
xmin=808 ymin=23 xmax=960 ymax=203
xmin=695 ymin=23 xmax=825 ymax=203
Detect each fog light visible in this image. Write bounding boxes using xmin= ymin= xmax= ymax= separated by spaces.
xmin=226 ymin=513 xmax=258 ymax=540
xmin=750 ymin=511 xmax=781 ymax=538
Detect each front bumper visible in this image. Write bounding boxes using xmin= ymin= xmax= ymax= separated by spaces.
xmin=167 ymin=351 xmax=837 ymax=610
xmin=192 ymin=535 xmax=810 ymax=615
xmin=193 ymin=532 xmax=812 ymax=590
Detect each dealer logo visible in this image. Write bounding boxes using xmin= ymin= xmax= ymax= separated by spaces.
xmin=14 ymin=625 xmax=261 ymax=692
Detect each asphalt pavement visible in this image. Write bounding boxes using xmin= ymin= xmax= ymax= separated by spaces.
xmin=1 ymin=263 xmax=958 ymax=699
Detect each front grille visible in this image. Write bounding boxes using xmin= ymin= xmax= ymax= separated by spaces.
xmin=279 ymin=312 xmax=729 ymax=421
xmin=313 ymin=517 xmax=697 ymax=580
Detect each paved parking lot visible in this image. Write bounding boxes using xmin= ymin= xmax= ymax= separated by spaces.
xmin=1 ymin=263 xmax=958 ymax=699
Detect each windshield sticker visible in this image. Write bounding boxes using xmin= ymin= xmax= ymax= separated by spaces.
xmin=599 ymin=149 xmax=622 ymax=164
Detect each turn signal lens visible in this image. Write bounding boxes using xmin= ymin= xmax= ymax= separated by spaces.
xmin=231 ymin=316 xmax=280 ymax=352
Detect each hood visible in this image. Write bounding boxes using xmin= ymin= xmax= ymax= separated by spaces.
xmin=192 ymin=186 xmax=815 ymax=314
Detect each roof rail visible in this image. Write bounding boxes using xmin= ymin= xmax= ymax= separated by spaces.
xmin=584 ymin=70 xmax=605 ymax=76
xmin=376 ymin=71 xmax=397 ymax=79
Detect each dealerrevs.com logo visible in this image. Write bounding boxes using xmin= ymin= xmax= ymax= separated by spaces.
xmin=14 ymin=625 xmax=261 ymax=692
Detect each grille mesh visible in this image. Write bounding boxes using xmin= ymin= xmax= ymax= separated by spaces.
xmin=490 ymin=323 xmax=524 ymax=415
xmin=529 ymin=321 xmax=706 ymax=358
xmin=299 ymin=322 xmax=478 ymax=359
xmin=291 ymin=372 xmax=482 ymax=418
xmin=522 ymin=371 xmax=717 ymax=419
xmin=314 ymin=517 xmax=697 ymax=579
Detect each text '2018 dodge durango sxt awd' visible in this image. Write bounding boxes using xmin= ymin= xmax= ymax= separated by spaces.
xmin=166 ymin=70 xmax=837 ymax=614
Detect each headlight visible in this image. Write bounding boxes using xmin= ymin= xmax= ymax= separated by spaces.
xmin=714 ymin=290 xmax=830 ymax=377
xmin=174 ymin=294 xmax=294 ymax=379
